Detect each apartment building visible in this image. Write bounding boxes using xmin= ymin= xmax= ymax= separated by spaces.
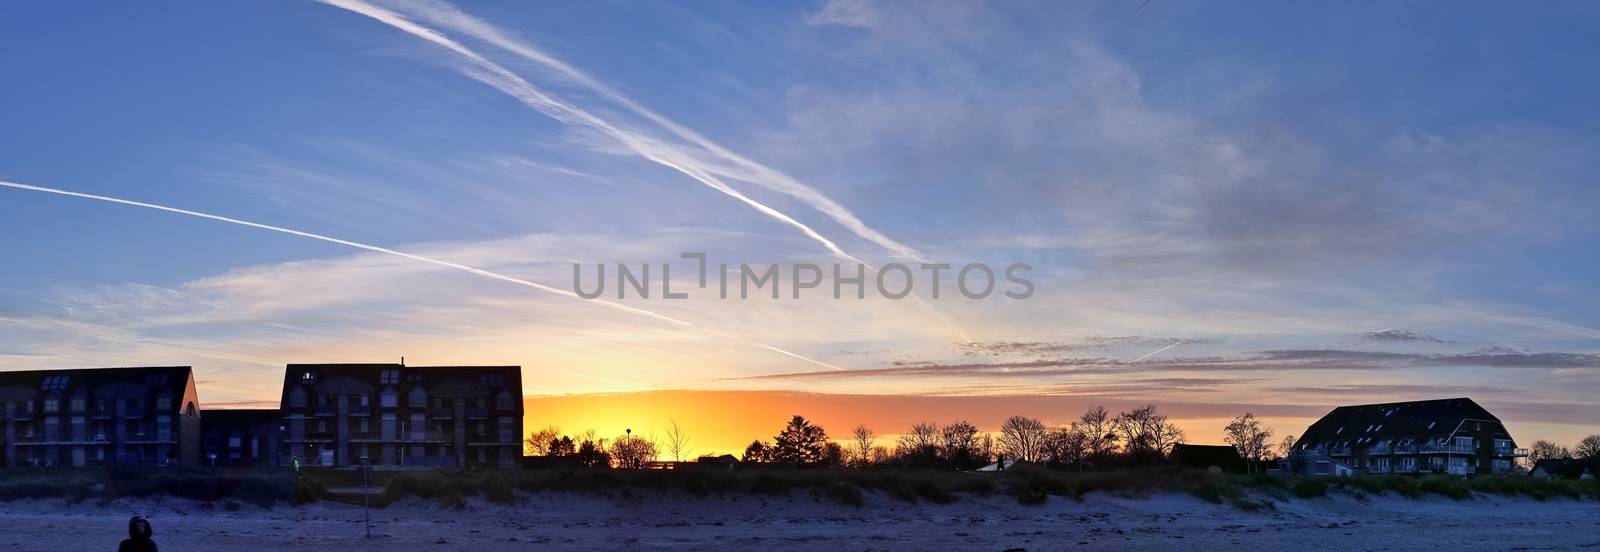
xmin=1289 ymin=397 xmax=1527 ymax=476
xmin=0 ymin=366 xmax=201 ymax=467
xmin=278 ymin=363 xmax=522 ymax=468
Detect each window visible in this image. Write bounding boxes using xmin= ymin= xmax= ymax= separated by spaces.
xmin=1373 ymin=424 xmax=1381 ymax=432
xmin=380 ymin=369 xmax=400 ymax=384
xmin=43 ymin=399 xmax=59 ymax=413
xmin=480 ymin=373 xmax=504 ymax=387
xmin=380 ymin=388 xmax=398 ymax=408
xmin=409 ymin=387 xmax=427 ymax=407
xmin=155 ymin=395 xmax=172 ymax=411
xmin=69 ymin=398 xmax=86 ymax=412
xmin=498 ymin=417 xmax=515 ymax=443
xmin=41 ymin=375 xmax=70 ymax=390
xmin=144 ymin=374 xmax=168 ymax=387
xmin=289 ymin=387 xmax=308 ymax=408
xmin=301 ymin=371 xmax=318 ymax=384
xmin=495 ymin=390 xmax=514 ymax=410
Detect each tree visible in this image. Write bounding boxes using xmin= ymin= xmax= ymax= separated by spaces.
xmin=1278 ymin=434 xmax=1298 ymax=458
xmin=1223 ymin=412 xmax=1274 ymax=474
xmin=1574 ymin=434 xmax=1600 ymax=460
xmin=999 ymin=415 xmax=1047 ymax=463
xmin=821 ymin=442 xmax=845 ymax=467
xmin=1043 ymin=427 xmax=1090 ymax=470
xmin=1114 ymin=405 xmax=1186 ymax=462
xmin=896 ymin=422 xmax=942 ymax=466
xmin=609 ymin=433 xmax=657 ymax=469
xmin=1071 ymin=406 xmax=1118 ymax=469
xmin=941 ymin=421 xmax=983 ymax=470
xmin=664 ymin=419 xmax=693 ymax=462
xmin=526 ymin=425 xmax=561 ymax=456
xmin=548 ymin=435 xmax=577 ymax=456
xmin=772 ymin=415 xmax=829 ymax=465
xmin=851 ymin=425 xmax=876 ymax=468
xmin=1528 ymin=440 xmax=1572 ymax=463
xmin=742 ymin=440 xmax=772 ymax=463
xmin=575 ymin=436 xmax=611 ymax=467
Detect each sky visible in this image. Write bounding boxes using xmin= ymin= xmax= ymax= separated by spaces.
xmin=2 ymin=0 xmax=1598 ymax=454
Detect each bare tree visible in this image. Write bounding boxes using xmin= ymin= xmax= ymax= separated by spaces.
xmin=663 ymin=419 xmax=693 ymax=462
xmin=896 ymin=422 xmax=943 ymax=466
xmin=1279 ymin=434 xmax=1298 ymax=458
xmin=526 ymin=425 xmax=561 ymax=456
xmin=1575 ymin=434 xmax=1600 ymax=460
xmin=1071 ymin=406 xmax=1118 ymax=468
xmin=1043 ymin=426 xmax=1090 ymax=470
xmin=1114 ymin=405 xmax=1185 ymax=461
xmin=1528 ymin=440 xmax=1572 ymax=463
xmin=851 ymin=425 xmax=876 ymax=467
xmin=610 ymin=432 xmax=657 ymax=469
xmin=999 ymin=415 xmax=1047 ymax=463
xmin=1223 ymin=412 xmax=1274 ymax=474
xmin=942 ymin=421 xmax=983 ymax=469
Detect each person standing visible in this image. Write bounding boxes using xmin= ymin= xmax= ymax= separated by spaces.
xmin=118 ymin=516 xmax=158 ymax=552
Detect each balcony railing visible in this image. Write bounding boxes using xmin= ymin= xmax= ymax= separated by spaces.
xmin=9 ymin=409 xmax=31 ymax=421
xmin=313 ymin=405 xmax=337 ymax=417
xmin=1493 ymin=447 xmax=1528 ymax=457
xmin=1327 ymin=447 xmax=1352 ymax=456
xmin=122 ymin=407 xmax=145 ymax=418
xmin=464 ymin=407 xmax=489 ymax=419
xmin=1419 ymin=444 xmax=1476 ymax=454
xmin=90 ymin=407 xmax=114 ymax=419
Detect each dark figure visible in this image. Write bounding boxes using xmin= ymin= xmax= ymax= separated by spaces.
xmin=118 ymin=516 xmax=158 ymax=552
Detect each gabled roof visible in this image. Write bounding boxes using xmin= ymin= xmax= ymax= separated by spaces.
xmin=0 ymin=366 xmax=195 ymax=412
xmin=1297 ymin=397 xmax=1507 ymax=450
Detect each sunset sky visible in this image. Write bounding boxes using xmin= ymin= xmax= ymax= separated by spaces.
xmin=2 ymin=1 xmax=1598 ymax=454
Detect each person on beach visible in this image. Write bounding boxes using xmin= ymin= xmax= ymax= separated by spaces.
xmin=118 ymin=516 xmax=158 ymax=552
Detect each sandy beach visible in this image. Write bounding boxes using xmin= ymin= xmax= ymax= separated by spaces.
xmin=2 ymin=491 xmax=1594 ymax=551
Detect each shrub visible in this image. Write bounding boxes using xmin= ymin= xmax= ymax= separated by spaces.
xmin=822 ymin=481 xmax=863 ymax=507
xmin=1291 ymin=479 xmax=1327 ymax=499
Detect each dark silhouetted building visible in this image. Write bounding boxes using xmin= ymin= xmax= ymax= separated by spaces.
xmin=278 ymin=363 xmax=522 ymax=468
xmin=1290 ymin=397 xmax=1526 ymax=476
xmin=0 ymin=366 xmax=201 ymax=467
xmin=200 ymin=408 xmax=281 ymax=466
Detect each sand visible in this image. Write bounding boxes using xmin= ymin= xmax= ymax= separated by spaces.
xmin=0 ymin=490 xmax=1594 ymax=551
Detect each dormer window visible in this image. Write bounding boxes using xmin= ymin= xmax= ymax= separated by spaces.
xmin=41 ymin=375 xmax=69 ymax=390
xmin=481 ymin=373 xmax=504 ymax=387
xmin=380 ymin=369 xmax=400 ymax=384
xmin=302 ymin=371 xmax=319 ymax=384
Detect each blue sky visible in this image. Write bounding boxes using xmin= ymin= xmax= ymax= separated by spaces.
xmin=2 ymin=1 xmax=1597 ymax=442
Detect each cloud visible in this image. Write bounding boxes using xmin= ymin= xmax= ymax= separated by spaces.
xmin=736 ymin=348 xmax=1600 ymax=381
xmin=1361 ymin=329 xmax=1446 ymax=343
xmin=805 ymin=0 xmax=878 ymax=29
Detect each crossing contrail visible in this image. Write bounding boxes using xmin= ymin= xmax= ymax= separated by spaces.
xmin=0 ymin=179 xmax=843 ymax=370
xmin=356 ymin=0 xmax=924 ymax=262
xmin=319 ymin=0 xmax=871 ymax=265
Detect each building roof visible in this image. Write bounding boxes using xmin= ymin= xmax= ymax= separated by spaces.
xmin=1530 ymin=458 xmax=1597 ymax=478
xmin=1171 ymin=444 xmax=1249 ymax=472
xmin=278 ymin=363 xmax=522 ymax=409
xmin=0 ymin=366 xmax=196 ymax=412
xmin=1296 ymin=397 xmax=1507 ymax=451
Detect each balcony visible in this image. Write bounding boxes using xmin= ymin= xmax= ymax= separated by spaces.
xmin=313 ymin=404 xmax=337 ymax=417
xmin=122 ymin=407 xmax=145 ymax=419
xmin=1327 ymin=447 xmax=1352 ymax=457
xmin=9 ymin=409 xmax=31 ymax=421
xmin=429 ymin=410 xmax=454 ymax=419
xmin=348 ymin=405 xmax=371 ymax=417
xmin=1419 ymin=444 xmax=1476 ymax=454
xmin=1493 ymin=447 xmax=1528 ymax=457
xmin=464 ymin=407 xmax=489 ymax=419
xmin=90 ymin=407 xmax=114 ymax=419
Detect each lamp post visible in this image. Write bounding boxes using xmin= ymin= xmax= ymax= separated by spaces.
xmin=360 ymin=455 xmax=371 ymax=539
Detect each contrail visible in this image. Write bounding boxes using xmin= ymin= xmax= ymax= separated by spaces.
xmin=366 ymin=0 xmax=923 ymax=261
xmin=1132 ymin=341 xmax=1185 ymax=363
xmin=319 ymin=0 xmax=869 ymax=265
xmin=0 ymin=180 xmax=843 ymax=370
xmin=320 ymin=0 xmax=977 ymax=351
xmin=1 ymin=179 xmax=684 ymax=326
